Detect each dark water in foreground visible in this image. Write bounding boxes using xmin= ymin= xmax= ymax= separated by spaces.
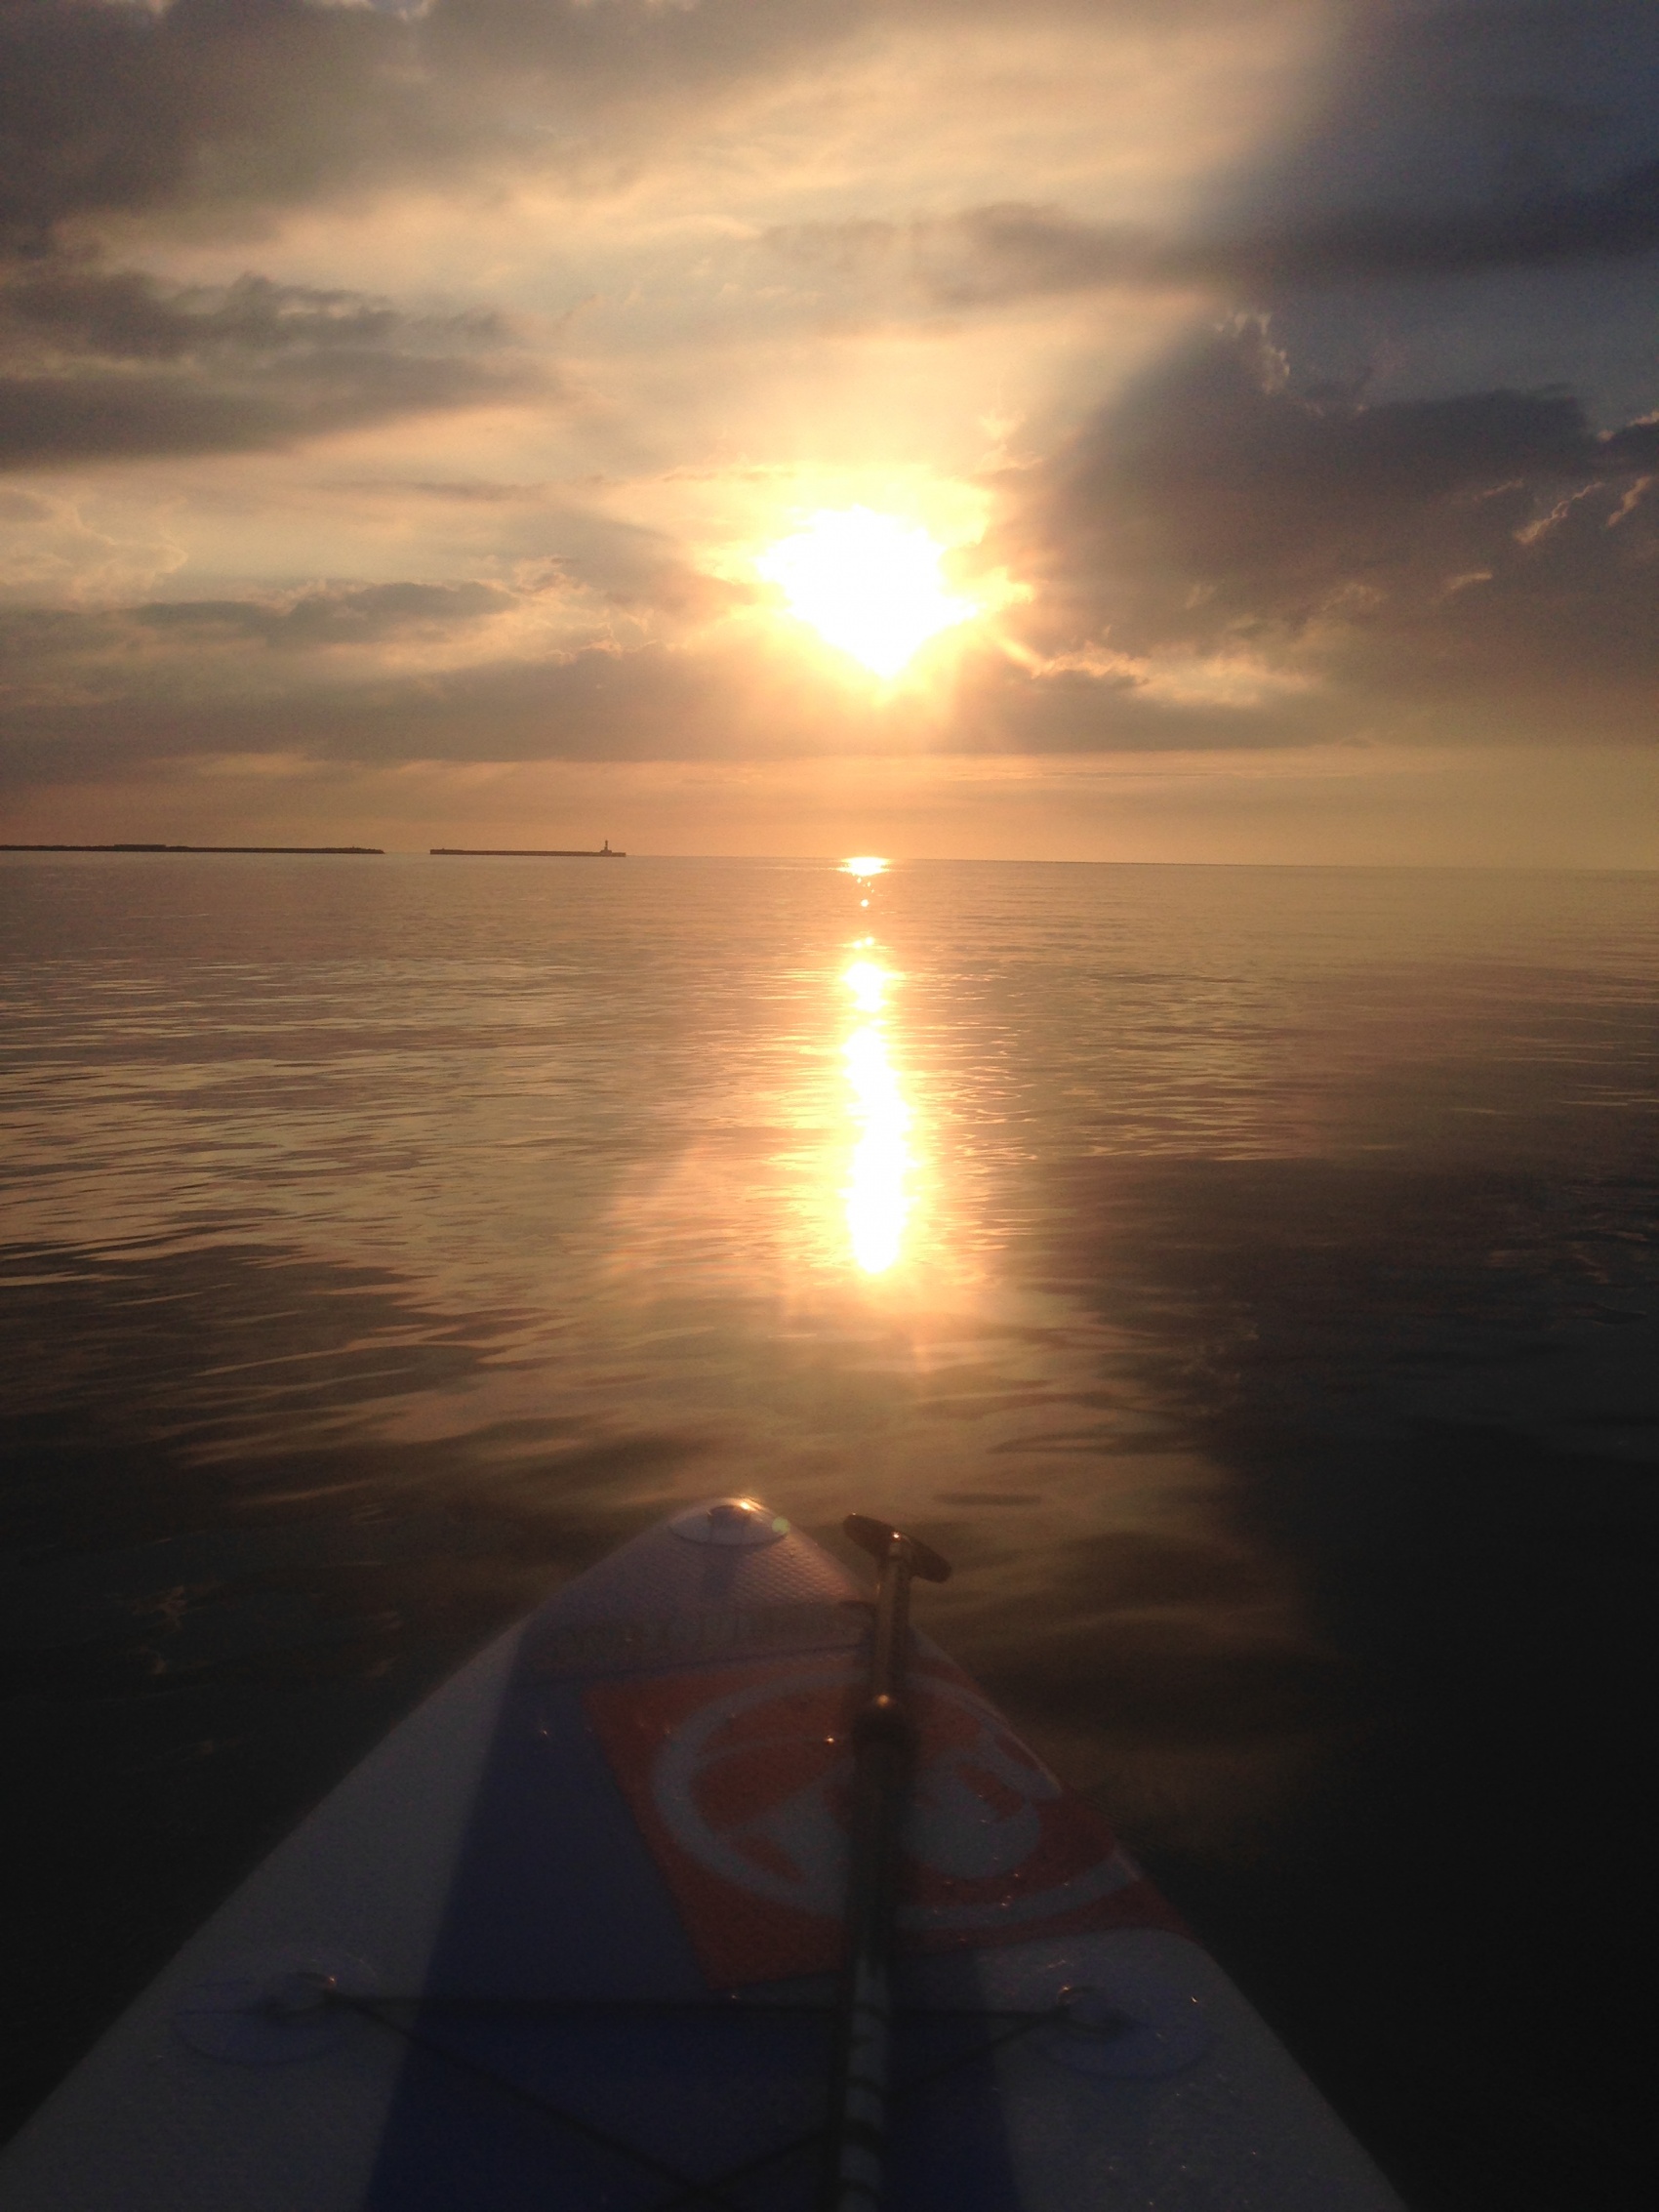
xmin=2 ymin=854 xmax=1655 ymax=2208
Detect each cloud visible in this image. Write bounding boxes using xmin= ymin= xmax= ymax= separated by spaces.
xmin=0 ymin=265 xmax=543 ymax=467
xmin=0 ymin=0 xmax=1039 ymax=252
xmin=5 ymin=322 xmax=1654 ymax=797
xmin=0 ymin=561 xmax=814 ymax=790
xmin=766 ymin=154 xmax=1659 ymax=311
xmin=3 ymin=0 xmax=1658 ymax=850
xmin=994 ymin=319 xmax=1659 ymax=737
xmin=0 ymin=485 xmax=184 ymax=601
xmin=131 ymin=577 xmax=524 ymax=646
xmin=2 ymin=0 xmax=414 ymax=254
xmin=9 ymin=297 xmax=1659 ymax=795
xmin=0 ymin=553 xmax=1347 ymax=801
xmin=0 ymin=572 xmax=543 ymax=669
xmin=354 ymin=478 xmax=553 ymax=506
xmin=2 ymin=264 xmax=508 ymax=363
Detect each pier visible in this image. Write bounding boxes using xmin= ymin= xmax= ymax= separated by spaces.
xmin=429 ymin=842 xmax=626 ymax=857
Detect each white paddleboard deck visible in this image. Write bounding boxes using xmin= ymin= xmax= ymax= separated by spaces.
xmin=0 ymin=1502 xmax=1403 ymax=2210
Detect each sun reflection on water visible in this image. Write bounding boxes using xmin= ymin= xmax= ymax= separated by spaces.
xmin=841 ymin=947 xmax=912 ymax=1274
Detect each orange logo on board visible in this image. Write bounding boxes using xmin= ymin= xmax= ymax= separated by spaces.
xmin=586 ymin=1655 xmax=1178 ymax=1986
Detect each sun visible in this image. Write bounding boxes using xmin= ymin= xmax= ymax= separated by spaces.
xmin=756 ymin=508 xmax=978 ymax=678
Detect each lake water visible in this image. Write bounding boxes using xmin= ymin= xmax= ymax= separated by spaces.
xmin=3 ymin=853 xmax=1655 ymax=2208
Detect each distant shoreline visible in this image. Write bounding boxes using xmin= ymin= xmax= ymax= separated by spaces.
xmin=0 ymin=843 xmax=383 ymax=855
xmin=429 ymin=846 xmax=626 ymax=858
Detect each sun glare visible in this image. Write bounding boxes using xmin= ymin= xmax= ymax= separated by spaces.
xmin=757 ymin=510 xmax=978 ymax=678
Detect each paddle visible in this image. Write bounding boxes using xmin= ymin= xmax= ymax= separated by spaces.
xmin=819 ymin=1513 xmax=952 ymax=2212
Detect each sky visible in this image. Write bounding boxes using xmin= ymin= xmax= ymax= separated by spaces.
xmin=2 ymin=0 xmax=1657 ymax=862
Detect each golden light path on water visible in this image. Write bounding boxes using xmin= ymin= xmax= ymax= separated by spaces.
xmin=838 ymin=857 xmax=912 ymax=1274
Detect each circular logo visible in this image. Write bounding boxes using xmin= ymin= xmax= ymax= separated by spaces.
xmin=650 ymin=1665 xmax=1135 ymax=1936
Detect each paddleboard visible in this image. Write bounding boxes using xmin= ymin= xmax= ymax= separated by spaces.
xmin=0 ymin=1499 xmax=1404 ymax=2210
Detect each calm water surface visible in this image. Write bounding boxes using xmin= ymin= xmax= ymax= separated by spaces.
xmin=3 ymin=855 xmax=1656 ymax=2208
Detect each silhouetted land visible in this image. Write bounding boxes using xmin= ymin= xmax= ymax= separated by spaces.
xmin=430 ymin=844 xmax=626 ymax=857
xmin=1 ymin=844 xmax=383 ymax=854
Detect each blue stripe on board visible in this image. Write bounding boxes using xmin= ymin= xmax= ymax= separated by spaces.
xmin=362 ymin=1659 xmax=1022 ymax=2210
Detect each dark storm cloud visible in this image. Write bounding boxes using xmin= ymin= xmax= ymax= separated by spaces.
xmin=0 ymin=265 xmax=541 ymax=467
xmin=996 ymin=319 xmax=1659 ymax=735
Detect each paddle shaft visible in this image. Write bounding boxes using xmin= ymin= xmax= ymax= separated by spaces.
xmin=818 ymin=1532 xmax=918 ymax=2212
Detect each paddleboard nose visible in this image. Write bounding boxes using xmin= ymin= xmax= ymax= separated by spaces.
xmin=669 ymin=1497 xmax=789 ymax=1547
